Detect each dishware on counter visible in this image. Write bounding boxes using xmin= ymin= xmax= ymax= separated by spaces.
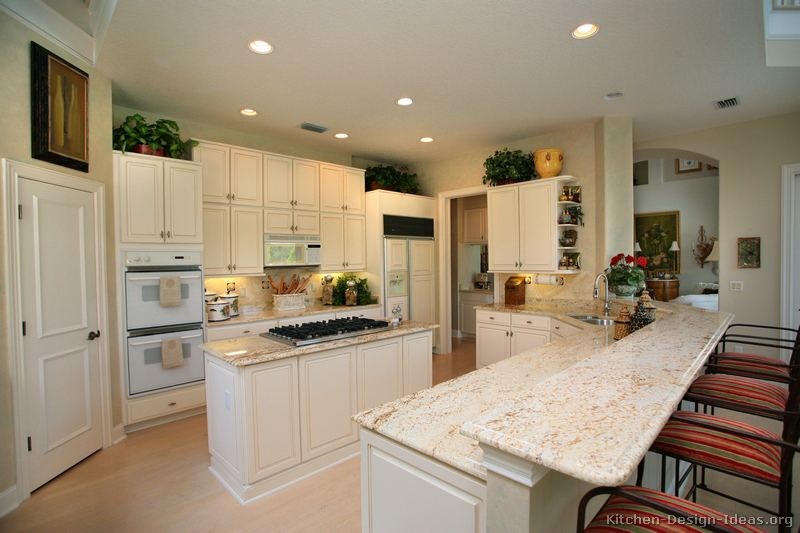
xmin=206 ymin=300 xmax=231 ymax=322
xmin=204 ymin=290 xmax=217 ymax=303
xmin=218 ymin=292 xmax=240 ymax=316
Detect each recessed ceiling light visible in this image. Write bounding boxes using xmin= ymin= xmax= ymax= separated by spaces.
xmin=419 ymin=137 xmax=434 ymax=143
xmin=248 ymin=40 xmax=274 ymax=54
xmin=603 ymin=91 xmax=624 ymax=101
xmin=240 ymin=108 xmax=258 ymax=116
xmin=571 ymin=23 xmax=599 ymax=39
xmin=396 ymin=97 xmax=413 ymax=106
xmin=334 ymin=133 xmax=349 ymax=139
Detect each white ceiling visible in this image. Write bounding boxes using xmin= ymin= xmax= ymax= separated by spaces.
xmin=97 ymin=0 xmax=800 ymax=164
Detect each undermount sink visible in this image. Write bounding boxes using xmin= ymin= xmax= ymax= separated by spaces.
xmin=568 ymin=314 xmax=615 ymax=326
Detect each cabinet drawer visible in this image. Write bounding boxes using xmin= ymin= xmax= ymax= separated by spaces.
xmin=206 ymin=320 xmax=277 ymax=341
xmin=335 ymin=307 xmax=383 ymax=320
xmin=551 ymin=319 xmax=581 ymax=337
xmin=475 ymin=310 xmax=511 ymax=325
xmin=511 ymin=314 xmax=550 ymax=330
xmin=127 ymin=384 xmax=205 ymax=424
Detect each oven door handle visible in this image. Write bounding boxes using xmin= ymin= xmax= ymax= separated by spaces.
xmin=129 ymin=333 xmax=203 ymax=347
xmin=127 ymin=274 xmax=201 ymax=282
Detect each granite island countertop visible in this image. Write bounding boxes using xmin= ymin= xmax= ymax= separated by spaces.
xmin=202 ymin=321 xmax=438 ymax=367
xmin=354 ymin=300 xmax=731 ymax=484
xmin=206 ymin=302 xmax=382 ymax=327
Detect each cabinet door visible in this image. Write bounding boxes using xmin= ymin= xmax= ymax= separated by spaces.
xmin=293 ymin=210 xmax=320 ymax=235
xmin=463 ymin=207 xmax=486 ymax=244
xmin=230 ymin=147 xmax=263 ymax=206
xmin=403 ymin=332 xmax=432 ymax=395
xmin=320 ymin=164 xmax=344 ymax=213
xmin=264 ymin=155 xmax=293 ymax=209
xmin=246 ymin=359 xmax=301 ymax=481
xmin=460 ymin=298 xmax=477 ymax=335
xmin=292 ymin=160 xmax=320 ymax=211
xmin=344 ymin=168 xmax=365 ymax=214
xmin=510 ymin=328 xmax=549 ymax=356
xmin=230 ymin=206 xmax=263 ymax=274
xmin=193 ymin=142 xmax=229 ymax=204
xmin=119 ymin=156 xmax=164 ymax=243
xmin=320 ymin=213 xmax=345 ymax=271
xmin=487 ymin=187 xmax=520 ymax=271
xmin=386 ymin=239 xmax=408 ymax=271
xmin=519 ymin=181 xmax=557 ymax=271
xmin=476 ymin=323 xmax=510 ymax=367
xmin=164 ymin=161 xmax=203 ymax=243
xmin=409 ymin=240 xmax=435 ymax=277
xmin=264 ymin=208 xmax=293 ymax=235
xmin=299 ymin=348 xmax=358 ymax=461
xmin=344 ymin=215 xmax=366 ymax=271
xmin=410 ymin=276 xmax=435 ymax=325
xmin=358 ymin=340 xmax=402 ymax=411
xmin=203 ymin=204 xmax=231 ymax=275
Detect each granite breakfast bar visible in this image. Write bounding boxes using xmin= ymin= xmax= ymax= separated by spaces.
xmin=355 ymin=301 xmax=733 ymax=533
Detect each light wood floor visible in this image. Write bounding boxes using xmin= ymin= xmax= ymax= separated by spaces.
xmin=433 ymin=336 xmax=476 ymax=385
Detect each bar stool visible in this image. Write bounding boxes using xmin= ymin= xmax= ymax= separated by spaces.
xmin=706 ymin=323 xmax=799 ymax=383
xmin=577 ymin=485 xmax=766 ymax=532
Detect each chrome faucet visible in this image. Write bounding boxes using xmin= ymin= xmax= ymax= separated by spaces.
xmin=593 ymin=273 xmax=611 ymax=316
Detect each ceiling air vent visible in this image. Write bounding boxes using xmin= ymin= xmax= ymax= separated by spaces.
xmin=713 ymin=97 xmax=740 ymax=110
xmin=300 ymin=122 xmax=328 ymax=134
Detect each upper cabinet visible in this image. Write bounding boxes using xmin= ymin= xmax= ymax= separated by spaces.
xmin=263 ymin=154 xmax=294 ymax=209
xmin=193 ymin=141 xmax=262 ymax=205
xmin=230 ymin=148 xmax=263 ymax=205
xmin=344 ymin=169 xmax=365 ymax=215
xmin=194 ymin=142 xmax=229 ymax=203
xmin=116 ymin=153 xmax=202 ymax=244
xmin=462 ymin=207 xmax=487 ymax=244
xmin=291 ymin=160 xmax=320 ymax=211
xmin=321 ymin=166 xmax=365 ymax=215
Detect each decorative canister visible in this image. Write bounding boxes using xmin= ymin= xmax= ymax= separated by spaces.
xmin=322 ymin=275 xmax=334 ymax=305
xmin=533 ymin=148 xmax=564 ymax=178
xmin=345 ymin=280 xmax=358 ymax=306
xmin=219 ymin=292 xmax=240 ymax=316
xmin=614 ymin=305 xmax=632 ymax=340
xmin=204 ymin=290 xmax=217 ymax=303
xmin=629 ymin=302 xmax=654 ymax=333
xmin=639 ymin=290 xmax=658 ymax=321
xmin=206 ymin=300 xmax=231 ymax=322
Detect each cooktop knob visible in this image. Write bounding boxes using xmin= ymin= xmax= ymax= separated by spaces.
xmin=143 ymin=256 xmax=151 ymax=263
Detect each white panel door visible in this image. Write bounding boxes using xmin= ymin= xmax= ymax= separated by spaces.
xmin=247 ymin=359 xmax=302 ymax=481
xmin=386 ymin=239 xmax=408 ymax=271
xmin=264 ymin=155 xmax=293 ymax=209
xmin=476 ymin=323 xmax=510 ymax=367
xmin=410 ymin=240 xmax=435 ymax=277
xmin=403 ymin=333 xmax=432 ymax=395
xmin=292 ymin=160 xmax=320 ymax=211
xmin=293 ymin=210 xmax=320 ymax=235
xmin=487 ymin=186 xmax=519 ymax=271
xmin=519 ymin=181 xmax=556 ymax=271
xmin=264 ymin=208 xmax=293 ymax=235
xmin=119 ymin=156 xmax=164 ymax=243
xmin=230 ymin=147 xmax=263 ymax=206
xmin=344 ymin=168 xmax=365 ymax=214
xmin=203 ymin=204 xmax=231 ymax=275
xmin=18 ymin=178 xmax=102 ymax=491
xmin=164 ymin=161 xmax=202 ymax=243
xmin=320 ymin=213 xmax=345 ymax=271
xmin=410 ymin=276 xmax=435 ymax=323
xmin=231 ymin=206 xmax=263 ymax=274
xmin=344 ymin=215 xmax=367 ymax=271
xmin=510 ymin=329 xmax=550 ymax=356
xmin=320 ymin=164 xmax=344 ymax=213
xmin=463 ymin=207 xmax=486 ymax=244
xmin=299 ymin=348 xmax=358 ymax=461
xmin=358 ymin=340 xmax=402 ymax=411
xmin=193 ymin=142 xmax=229 ymax=203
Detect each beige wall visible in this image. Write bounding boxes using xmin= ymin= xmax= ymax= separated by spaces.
xmin=635 ymin=111 xmax=800 ymax=324
xmin=0 ymin=11 xmax=114 ymax=492
xmin=595 ymin=117 xmax=634 ymax=268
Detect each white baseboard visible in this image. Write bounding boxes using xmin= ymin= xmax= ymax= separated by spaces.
xmin=0 ymin=484 xmax=19 ymax=519
xmin=124 ymin=406 xmax=205 ymax=433
xmin=110 ymin=424 xmax=126 ymax=446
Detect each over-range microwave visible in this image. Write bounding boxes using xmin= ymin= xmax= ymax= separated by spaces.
xmin=264 ymin=234 xmax=321 ymax=268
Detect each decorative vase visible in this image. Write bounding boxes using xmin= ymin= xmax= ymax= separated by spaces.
xmin=610 ymin=284 xmax=638 ymax=298
xmin=533 ymin=148 xmax=564 ymax=178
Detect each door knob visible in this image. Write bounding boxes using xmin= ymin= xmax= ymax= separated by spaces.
xmin=87 ymin=330 xmax=101 ymax=341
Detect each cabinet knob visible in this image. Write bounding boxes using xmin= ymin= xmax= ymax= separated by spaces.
xmin=489 ymin=316 xmax=495 ymax=320
xmin=227 ymin=264 xmax=232 ymax=271
xmin=505 ymin=331 xmax=509 ymax=336
xmin=226 ymin=193 xmax=231 ymax=200
xmin=168 ymin=402 xmax=177 ymax=407
xmin=344 ymin=205 xmax=348 ymax=211
xmin=510 ymin=331 xmax=514 ymax=337
xmin=231 ymin=194 xmax=236 ymax=200
xmin=160 ymin=230 xmax=165 ymax=239
xmin=166 ymin=230 xmax=171 ymax=238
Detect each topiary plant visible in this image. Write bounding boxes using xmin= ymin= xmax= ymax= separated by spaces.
xmin=482 ymin=148 xmax=536 ymax=186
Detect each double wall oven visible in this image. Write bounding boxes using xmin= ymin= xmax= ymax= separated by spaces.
xmin=124 ymin=250 xmax=205 ymax=396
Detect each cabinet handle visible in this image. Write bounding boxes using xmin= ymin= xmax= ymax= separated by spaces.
xmin=168 ymin=402 xmax=177 ymax=406
xmin=231 ymin=194 xmax=236 ymax=200
xmin=489 ymin=316 xmax=495 ymax=320
xmin=166 ymin=230 xmax=171 ymax=238
xmin=243 ymin=330 xmax=251 ymax=334
xmin=510 ymin=331 xmax=514 ymax=337
xmin=226 ymin=193 xmax=231 ymax=200
xmin=526 ymin=320 xmax=532 ymax=324
xmin=227 ymin=264 xmax=232 ymax=271
xmin=505 ymin=331 xmax=509 ymax=336
xmin=341 ymin=205 xmax=345 ymax=210
xmin=344 ymin=205 xmax=348 ymax=211
xmin=232 ymin=264 xmax=236 ymax=271
xmin=160 ymin=230 xmax=165 ymax=239
xmin=554 ymin=325 xmax=561 ymax=330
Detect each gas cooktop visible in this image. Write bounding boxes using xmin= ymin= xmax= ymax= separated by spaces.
xmin=261 ymin=317 xmax=391 ymax=347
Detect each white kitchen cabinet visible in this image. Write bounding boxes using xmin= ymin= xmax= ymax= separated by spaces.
xmin=410 ymin=276 xmax=435 ymax=324
xmin=230 ymin=147 xmax=263 ymax=206
xmin=344 ymin=215 xmax=367 ymax=270
xmin=320 ymin=213 xmax=366 ymax=271
xmin=487 ymin=186 xmax=519 ymax=271
xmin=458 ymin=291 xmax=494 ymax=336
xmin=402 ymin=332 xmax=433 ymax=395
xmin=299 ymin=347 xmax=358 ymax=461
xmin=410 ymin=240 xmax=435 ymax=276
xmin=294 ymin=210 xmax=320 ymax=235
xmin=230 ymin=206 xmax=264 ymax=274
xmin=194 ymin=141 xmax=229 ymax=203
xmin=551 ymin=319 xmax=581 ymax=339
xmin=358 ymin=339 xmax=402 ymax=411
xmin=463 ymin=207 xmax=487 ymax=244
xmin=202 ymin=204 xmax=231 ymax=275
xmin=344 ymin=169 xmax=365 ymax=214
xmin=206 ymin=320 xmax=278 ymax=341
xmin=476 ymin=322 xmax=511 ymax=368
xmin=476 ymin=311 xmax=554 ymax=367
xmin=511 ymin=329 xmax=550 ymax=355
xmin=264 ymin=208 xmax=319 ymax=236
xmin=292 ymin=159 xmax=320 ymax=211
xmin=264 ymin=154 xmax=294 ymax=209
xmin=320 ymin=164 xmax=345 ymax=213
xmin=386 ymin=239 xmax=408 ymax=271
xmin=164 ymin=160 xmax=203 ymax=243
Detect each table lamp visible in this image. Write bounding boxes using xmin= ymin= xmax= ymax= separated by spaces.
xmin=669 ymin=241 xmax=680 ymax=272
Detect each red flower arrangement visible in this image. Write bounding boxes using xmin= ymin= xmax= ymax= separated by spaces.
xmin=604 ymin=253 xmax=646 ymax=290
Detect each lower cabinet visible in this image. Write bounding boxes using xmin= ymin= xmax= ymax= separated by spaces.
xmin=476 ymin=311 xmax=557 ymax=367
xmin=403 ymin=332 xmax=433 ymax=395
xmin=476 ymin=323 xmax=510 ymax=367
xmin=510 ymin=328 xmax=549 ymax=355
xmin=359 ymin=340 xmax=402 ymax=411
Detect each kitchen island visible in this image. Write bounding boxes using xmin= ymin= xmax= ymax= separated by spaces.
xmin=354 ymin=300 xmax=732 ymax=533
xmin=202 ymin=321 xmax=436 ymax=503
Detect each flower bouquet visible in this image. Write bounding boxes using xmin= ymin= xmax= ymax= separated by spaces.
xmin=605 ymin=253 xmax=647 ymax=297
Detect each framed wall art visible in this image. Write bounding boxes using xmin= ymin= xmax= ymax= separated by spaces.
xmin=30 ymin=42 xmax=89 ymax=172
xmin=737 ymin=237 xmax=761 ymax=268
xmin=634 ymin=211 xmax=681 ymax=274
xmin=674 ymin=159 xmax=701 ymax=174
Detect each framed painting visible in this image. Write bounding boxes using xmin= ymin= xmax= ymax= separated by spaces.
xmin=674 ymin=159 xmax=701 ymax=174
xmin=30 ymin=42 xmax=89 ymax=172
xmin=737 ymin=237 xmax=761 ymax=268
xmin=634 ymin=211 xmax=681 ymax=274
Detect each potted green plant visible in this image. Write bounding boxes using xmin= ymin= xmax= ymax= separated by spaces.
xmin=112 ymin=113 xmax=197 ymax=159
xmin=604 ymin=253 xmax=647 ymax=297
xmin=365 ymin=165 xmax=421 ymax=194
xmin=331 ymin=274 xmax=377 ymax=306
xmin=482 ymin=148 xmax=536 ymax=186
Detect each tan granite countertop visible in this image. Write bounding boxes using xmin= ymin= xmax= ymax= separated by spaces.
xmin=354 ymin=300 xmax=731 ymax=484
xmin=202 ymin=321 xmax=438 ymax=367
xmin=206 ymin=302 xmax=382 ymax=327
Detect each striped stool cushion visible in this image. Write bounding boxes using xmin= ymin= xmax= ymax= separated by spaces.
xmin=585 ymin=485 xmax=765 ymax=532
xmin=711 ymin=352 xmax=790 ymax=381
xmin=652 ymin=412 xmax=781 ymax=485
xmin=689 ymin=373 xmax=788 ymax=413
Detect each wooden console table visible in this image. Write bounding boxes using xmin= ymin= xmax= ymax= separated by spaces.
xmin=646 ymin=279 xmax=679 ymax=302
